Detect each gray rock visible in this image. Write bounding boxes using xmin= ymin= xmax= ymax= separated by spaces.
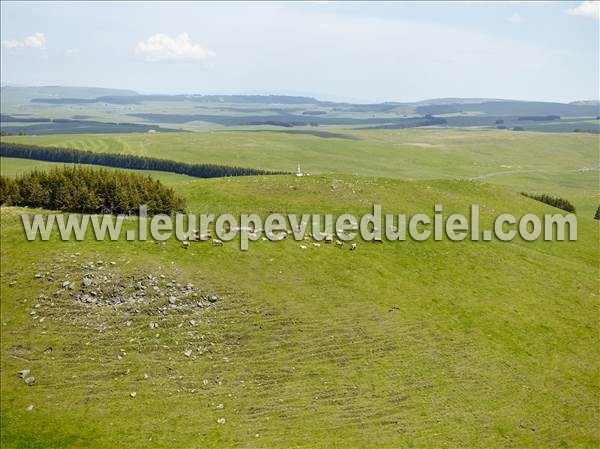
xmin=24 ymin=376 xmax=35 ymax=386
xmin=168 ymin=296 xmax=177 ymax=305
xmin=208 ymin=295 xmax=219 ymax=303
xmin=217 ymin=418 xmax=226 ymax=424
xmin=26 ymin=404 xmax=34 ymax=412
xmin=82 ymin=277 xmax=92 ymax=287
xmin=130 ymin=392 xmax=137 ymax=398
xmin=184 ymin=349 xmax=192 ymax=358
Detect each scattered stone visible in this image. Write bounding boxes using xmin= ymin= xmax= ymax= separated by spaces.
xmin=62 ymin=281 xmax=71 ymax=288
xmin=26 ymin=405 xmax=34 ymax=412
xmin=18 ymin=369 xmax=30 ymax=379
xmin=130 ymin=392 xmax=137 ymax=398
xmin=208 ymin=295 xmax=219 ymax=303
xmin=203 ymin=379 xmax=209 ymax=386
xmin=82 ymin=277 xmax=92 ymax=287
xmin=216 ymin=403 xmax=224 ymax=409
xmin=8 ymin=280 xmax=16 ymax=287
xmin=144 ymin=373 xmax=149 ymax=379
xmin=184 ymin=349 xmax=192 ymax=358
xmin=24 ymin=376 xmax=35 ymax=386
xmin=217 ymin=418 xmax=226 ymax=425
xmin=168 ymin=296 xmax=177 ymax=305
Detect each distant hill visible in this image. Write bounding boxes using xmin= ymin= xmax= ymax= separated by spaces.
xmin=3 ymin=86 xmax=598 ymax=117
xmin=27 ymin=93 xmax=324 ymax=106
xmin=415 ymin=100 xmax=599 ymax=117
xmin=0 ymin=85 xmax=138 ymax=105
xmin=569 ymin=100 xmax=600 ymax=106
xmin=414 ymin=98 xmax=506 ymax=106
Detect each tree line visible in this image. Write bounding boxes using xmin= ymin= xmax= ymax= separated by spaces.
xmin=0 ymin=166 xmax=186 ymax=214
xmin=0 ymin=142 xmax=285 ymax=178
xmin=521 ymin=192 xmax=576 ymax=213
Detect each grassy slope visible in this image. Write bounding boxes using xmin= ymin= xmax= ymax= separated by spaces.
xmin=1 ymin=175 xmax=599 ymax=448
xmin=3 ymin=128 xmax=598 ymax=215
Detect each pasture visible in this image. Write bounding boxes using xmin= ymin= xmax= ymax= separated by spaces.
xmin=0 ymin=128 xmax=598 ymax=448
xmin=3 ymin=128 xmax=598 ymax=215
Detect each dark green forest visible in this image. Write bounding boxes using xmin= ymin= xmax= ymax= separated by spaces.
xmin=522 ymin=192 xmax=576 ymax=213
xmin=0 ymin=166 xmax=186 ymax=214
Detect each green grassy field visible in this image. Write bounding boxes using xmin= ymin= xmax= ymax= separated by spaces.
xmin=1 ymin=129 xmax=599 ymax=448
xmin=3 ymin=128 xmax=599 ymax=215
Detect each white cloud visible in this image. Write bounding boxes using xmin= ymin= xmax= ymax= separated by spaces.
xmin=567 ymin=1 xmax=600 ymax=19
xmin=24 ymin=32 xmax=46 ymax=48
xmin=2 ymin=39 xmax=22 ymax=49
xmin=65 ymin=48 xmax=80 ymax=57
xmin=2 ymin=32 xmax=46 ymax=49
xmin=507 ymin=13 xmax=523 ymax=23
xmin=135 ymin=32 xmax=215 ymax=62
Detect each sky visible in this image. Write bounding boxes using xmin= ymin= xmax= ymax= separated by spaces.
xmin=1 ymin=1 xmax=599 ymax=103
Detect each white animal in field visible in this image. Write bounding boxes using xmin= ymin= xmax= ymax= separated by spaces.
xmin=350 ymin=243 xmax=357 ymax=251
xmin=300 ymin=245 xmax=307 ymax=250
xmin=335 ymin=240 xmax=344 ymax=247
xmin=181 ymin=241 xmax=190 ymax=249
xmin=312 ymin=243 xmax=321 ymax=247
xmin=212 ymin=239 xmax=224 ymax=246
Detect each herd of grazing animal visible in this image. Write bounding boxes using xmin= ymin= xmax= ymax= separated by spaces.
xmin=150 ymin=227 xmax=367 ymax=251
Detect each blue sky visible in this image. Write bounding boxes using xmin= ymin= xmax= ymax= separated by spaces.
xmin=1 ymin=1 xmax=598 ymax=102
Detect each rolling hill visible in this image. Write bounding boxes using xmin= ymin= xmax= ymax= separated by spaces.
xmin=1 ymin=173 xmax=598 ymax=448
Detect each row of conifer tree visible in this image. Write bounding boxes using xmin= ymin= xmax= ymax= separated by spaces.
xmin=0 ymin=142 xmax=285 ymax=178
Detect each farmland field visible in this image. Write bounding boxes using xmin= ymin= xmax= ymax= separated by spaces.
xmin=2 ymin=175 xmax=599 ymax=448
xmin=2 ymin=1 xmax=599 ymax=446
xmin=3 ymin=129 xmax=599 ymax=215
xmin=1 ymin=126 xmax=599 ymax=448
